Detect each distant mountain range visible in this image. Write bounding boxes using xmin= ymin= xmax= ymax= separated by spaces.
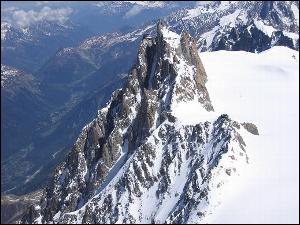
xmin=1 ymin=1 xmax=298 ymax=198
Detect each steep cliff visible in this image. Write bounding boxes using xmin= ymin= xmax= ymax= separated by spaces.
xmin=22 ymin=21 xmax=258 ymax=224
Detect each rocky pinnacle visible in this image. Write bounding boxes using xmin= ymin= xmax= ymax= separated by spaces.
xmin=20 ymin=21 xmax=258 ymax=224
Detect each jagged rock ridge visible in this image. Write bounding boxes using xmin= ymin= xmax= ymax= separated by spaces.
xmin=2 ymin=1 xmax=296 ymax=197
xmin=22 ymin=21 xmax=258 ymax=224
xmin=167 ymin=1 xmax=299 ymax=52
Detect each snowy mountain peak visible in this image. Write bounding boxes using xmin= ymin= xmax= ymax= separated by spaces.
xmin=21 ymin=22 xmax=258 ymax=224
xmin=165 ymin=1 xmax=299 ymax=52
xmin=153 ymin=21 xmax=213 ymax=111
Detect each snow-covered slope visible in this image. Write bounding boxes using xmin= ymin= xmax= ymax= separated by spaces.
xmin=20 ymin=23 xmax=299 ymax=224
xmin=200 ymin=46 xmax=299 ymax=223
xmin=3 ymin=1 xmax=298 ymax=201
xmin=21 ymin=22 xmax=258 ymax=224
xmin=166 ymin=1 xmax=299 ymax=52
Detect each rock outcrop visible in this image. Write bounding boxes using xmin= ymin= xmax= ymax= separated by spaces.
xmin=21 ymin=21 xmax=258 ymax=224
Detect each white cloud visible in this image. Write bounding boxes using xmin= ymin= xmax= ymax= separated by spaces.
xmin=36 ymin=1 xmax=51 ymax=6
xmin=36 ymin=1 xmax=71 ymax=6
xmin=124 ymin=5 xmax=145 ymax=18
xmin=196 ymin=1 xmax=214 ymax=7
xmin=1 ymin=6 xmax=18 ymax=13
xmin=124 ymin=1 xmax=165 ymax=18
xmin=10 ymin=6 xmax=73 ymax=28
xmin=125 ymin=1 xmax=165 ymax=8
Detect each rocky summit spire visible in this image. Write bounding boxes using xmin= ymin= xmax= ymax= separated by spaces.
xmin=137 ymin=19 xmax=213 ymax=111
xmin=21 ymin=22 xmax=257 ymax=224
xmin=157 ymin=18 xmax=164 ymax=34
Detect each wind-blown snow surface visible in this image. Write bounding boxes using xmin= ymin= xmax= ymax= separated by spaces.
xmin=200 ymin=46 xmax=299 ymax=223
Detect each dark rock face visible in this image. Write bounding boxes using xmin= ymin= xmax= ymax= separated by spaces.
xmin=21 ymin=22 xmax=258 ymax=224
xmin=179 ymin=32 xmax=214 ymax=111
xmin=242 ymin=122 xmax=259 ymax=135
xmin=260 ymin=1 xmax=274 ymax=19
xmin=212 ymin=20 xmax=297 ymax=53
